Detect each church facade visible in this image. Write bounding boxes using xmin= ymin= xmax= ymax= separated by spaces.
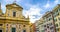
xmin=0 ymin=2 xmax=30 ymax=32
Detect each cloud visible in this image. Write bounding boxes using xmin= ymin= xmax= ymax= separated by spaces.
xmin=1 ymin=4 xmax=6 ymax=13
xmin=3 ymin=0 xmax=22 ymax=4
xmin=43 ymin=0 xmax=50 ymax=8
xmin=23 ymin=4 xmax=42 ymax=23
xmin=54 ymin=0 xmax=59 ymax=4
xmin=44 ymin=3 xmax=50 ymax=8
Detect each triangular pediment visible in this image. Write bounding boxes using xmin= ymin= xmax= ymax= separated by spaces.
xmin=6 ymin=3 xmax=23 ymax=9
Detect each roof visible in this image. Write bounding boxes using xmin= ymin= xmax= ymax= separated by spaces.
xmin=6 ymin=3 xmax=23 ymax=9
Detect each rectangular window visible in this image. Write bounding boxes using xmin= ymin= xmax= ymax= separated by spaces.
xmin=58 ymin=17 xmax=60 ymax=21
xmin=41 ymin=30 xmax=45 ymax=32
xmin=59 ymin=8 xmax=60 ymax=11
xmin=50 ymin=27 xmax=53 ymax=30
xmin=49 ymin=18 xmax=52 ymax=21
xmin=59 ymin=22 xmax=60 ymax=26
xmin=13 ymin=12 xmax=16 ymax=17
xmin=23 ymin=30 xmax=26 ymax=32
xmin=54 ymin=18 xmax=57 ymax=22
xmin=44 ymin=25 xmax=46 ymax=27
xmin=55 ymin=24 xmax=58 ymax=27
xmin=56 ymin=10 xmax=58 ymax=13
xmin=53 ymin=12 xmax=59 ymax=17
xmin=0 ymin=30 xmax=2 ymax=32
xmin=49 ymin=23 xmax=52 ymax=26
xmin=56 ymin=28 xmax=59 ymax=31
xmin=12 ymin=28 xmax=16 ymax=32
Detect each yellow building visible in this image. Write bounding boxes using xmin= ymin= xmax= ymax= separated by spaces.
xmin=0 ymin=2 xmax=30 ymax=32
xmin=38 ymin=18 xmax=44 ymax=32
xmin=35 ymin=4 xmax=60 ymax=32
xmin=30 ymin=23 xmax=33 ymax=32
xmin=52 ymin=4 xmax=60 ymax=32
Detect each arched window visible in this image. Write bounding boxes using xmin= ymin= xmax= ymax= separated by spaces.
xmin=13 ymin=11 xmax=16 ymax=17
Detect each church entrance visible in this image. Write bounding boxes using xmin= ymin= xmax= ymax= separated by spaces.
xmin=12 ymin=28 xmax=16 ymax=32
xmin=0 ymin=30 xmax=2 ymax=32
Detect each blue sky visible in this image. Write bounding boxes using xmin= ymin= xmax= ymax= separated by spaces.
xmin=0 ymin=0 xmax=60 ymax=23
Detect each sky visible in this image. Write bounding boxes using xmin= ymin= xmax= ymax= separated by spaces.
xmin=0 ymin=0 xmax=60 ymax=23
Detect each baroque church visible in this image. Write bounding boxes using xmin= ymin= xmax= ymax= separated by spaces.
xmin=0 ymin=2 xmax=30 ymax=32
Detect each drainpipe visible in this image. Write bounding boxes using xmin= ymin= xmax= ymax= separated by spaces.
xmin=51 ymin=12 xmax=56 ymax=32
